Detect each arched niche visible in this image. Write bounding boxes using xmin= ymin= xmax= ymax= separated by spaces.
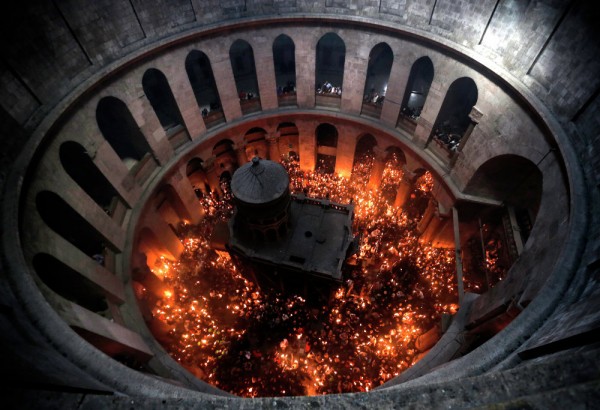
xmin=186 ymin=157 xmax=209 ymax=197
xmin=244 ymin=127 xmax=268 ymax=160
xmin=465 ymin=154 xmax=542 ymax=237
xmin=36 ymin=190 xmax=111 ymax=261
xmin=96 ymin=96 xmax=152 ymax=168
xmin=352 ymin=133 xmax=378 ymax=183
xmin=230 ymin=39 xmax=261 ymax=115
xmin=185 ymin=50 xmax=224 ymax=128
xmin=142 ymin=68 xmax=184 ymax=132
xmin=273 ymin=34 xmax=296 ymax=106
xmin=212 ymin=139 xmax=237 ymax=174
xmin=277 ymin=122 xmax=299 ymax=160
xmin=33 ymin=253 xmax=108 ymax=313
xmin=59 ymin=141 xmax=120 ymax=210
xmin=430 ymin=77 xmax=478 ymax=152
xmin=315 ymin=32 xmax=345 ymax=107
xmin=399 ymin=57 xmax=434 ymax=121
xmin=315 ymin=123 xmax=338 ymax=174
xmin=361 ymin=43 xmax=393 ymax=118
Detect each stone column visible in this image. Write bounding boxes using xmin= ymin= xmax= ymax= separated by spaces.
xmin=129 ymin=96 xmax=173 ymax=166
xmin=267 ymin=134 xmax=281 ymax=161
xmin=156 ymin=51 xmax=206 ymax=140
xmin=452 ymin=206 xmax=465 ymax=305
xmin=414 ymin=79 xmax=444 ymax=148
xmin=340 ymin=50 xmax=367 ymax=115
xmin=335 ymin=128 xmax=357 ymax=178
xmin=143 ymin=217 xmax=184 ymax=260
xmin=294 ymin=30 xmax=316 ymax=109
xmin=380 ymin=57 xmax=411 ymax=127
xmin=449 ymin=106 xmax=483 ymax=167
xmin=394 ymin=168 xmax=416 ymax=209
xmin=204 ymin=159 xmax=222 ymax=195
xmin=298 ymin=122 xmax=316 ymax=172
xmin=235 ymin=142 xmax=248 ymax=165
xmin=168 ymin=170 xmax=204 ymax=224
xmin=368 ymin=147 xmax=386 ymax=190
xmin=251 ymin=35 xmax=278 ymax=111
xmin=210 ymin=51 xmax=243 ymax=122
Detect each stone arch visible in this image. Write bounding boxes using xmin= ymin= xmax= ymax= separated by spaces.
xmin=230 ymin=39 xmax=261 ymax=114
xmin=32 ymin=253 xmax=108 ymax=313
xmin=315 ymin=123 xmax=338 ymax=174
xmin=244 ymin=127 xmax=268 ymax=160
xmin=277 ymin=122 xmax=300 ymax=160
xmin=142 ymin=68 xmax=184 ymax=132
xmin=399 ymin=56 xmax=434 ymax=120
xmin=465 ymin=154 xmax=542 ymax=234
xmin=36 ymin=190 xmax=110 ymax=261
xmin=96 ymin=96 xmax=152 ymax=167
xmin=315 ymin=32 xmax=346 ymax=95
xmin=273 ymin=34 xmax=296 ymax=107
xmin=361 ymin=42 xmax=393 ymax=118
xmin=185 ymin=50 xmax=224 ymax=127
xmin=430 ymin=77 xmax=478 ymax=150
xmin=186 ymin=157 xmax=209 ymax=196
xmin=59 ymin=141 xmax=120 ymax=210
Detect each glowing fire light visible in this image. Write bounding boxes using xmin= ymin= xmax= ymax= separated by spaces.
xmin=137 ymin=154 xmax=465 ymax=397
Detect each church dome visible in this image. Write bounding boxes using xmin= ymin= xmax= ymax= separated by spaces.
xmin=231 ymin=157 xmax=289 ymax=205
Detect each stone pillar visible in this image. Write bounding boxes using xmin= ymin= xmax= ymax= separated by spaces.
xmin=380 ymin=57 xmax=411 ymax=127
xmin=414 ymin=79 xmax=444 ymax=148
xmin=267 ymin=134 xmax=281 ymax=161
xmin=452 ymin=206 xmax=465 ymax=305
xmin=340 ymin=50 xmax=367 ymax=115
xmin=298 ymin=122 xmax=316 ymax=172
xmin=157 ymin=51 xmax=207 ymax=140
xmin=204 ymin=159 xmax=222 ymax=195
xmin=294 ymin=30 xmax=316 ymax=109
xmin=449 ymin=106 xmax=483 ymax=168
xmin=129 ymin=96 xmax=173 ymax=166
xmin=251 ymin=35 xmax=278 ymax=111
xmin=394 ymin=168 xmax=416 ymax=209
xmin=334 ymin=128 xmax=357 ymax=178
xmin=143 ymin=218 xmax=184 ymax=260
xmin=418 ymin=198 xmax=437 ymax=235
xmin=235 ymin=142 xmax=248 ymax=165
xmin=168 ymin=170 xmax=204 ymax=224
xmin=210 ymin=51 xmax=243 ymax=122
xmin=368 ymin=147 xmax=386 ymax=190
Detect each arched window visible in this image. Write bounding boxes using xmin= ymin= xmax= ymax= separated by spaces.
xmin=361 ymin=43 xmax=393 ymax=119
xmin=59 ymin=141 xmax=120 ymax=211
xmin=33 ymin=253 xmax=108 ymax=313
xmin=36 ymin=191 xmax=111 ymax=261
xmin=244 ymin=127 xmax=268 ymax=160
xmin=96 ymin=96 xmax=153 ymax=168
xmin=315 ymin=33 xmax=345 ymax=108
xmin=273 ymin=34 xmax=297 ymax=107
xmin=142 ymin=68 xmax=183 ymax=131
xmin=399 ymin=57 xmax=434 ymax=124
xmin=430 ymin=77 xmax=478 ymax=152
xmin=352 ymin=134 xmax=378 ymax=182
xmin=230 ymin=39 xmax=261 ymax=115
xmin=316 ymin=123 xmax=338 ymax=174
xmin=185 ymin=50 xmax=224 ymax=128
xmin=277 ymin=122 xmax=299 ymax=161
xmin=186 ymin=157 xmax=209 ymax=197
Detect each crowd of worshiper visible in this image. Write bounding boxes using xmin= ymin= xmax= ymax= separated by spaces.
xmin=138 ymin=154 xmax=495 ymax=397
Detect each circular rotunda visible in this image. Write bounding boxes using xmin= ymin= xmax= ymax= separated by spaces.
xmin=1 ymin=1 xmax=599 ymax=408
